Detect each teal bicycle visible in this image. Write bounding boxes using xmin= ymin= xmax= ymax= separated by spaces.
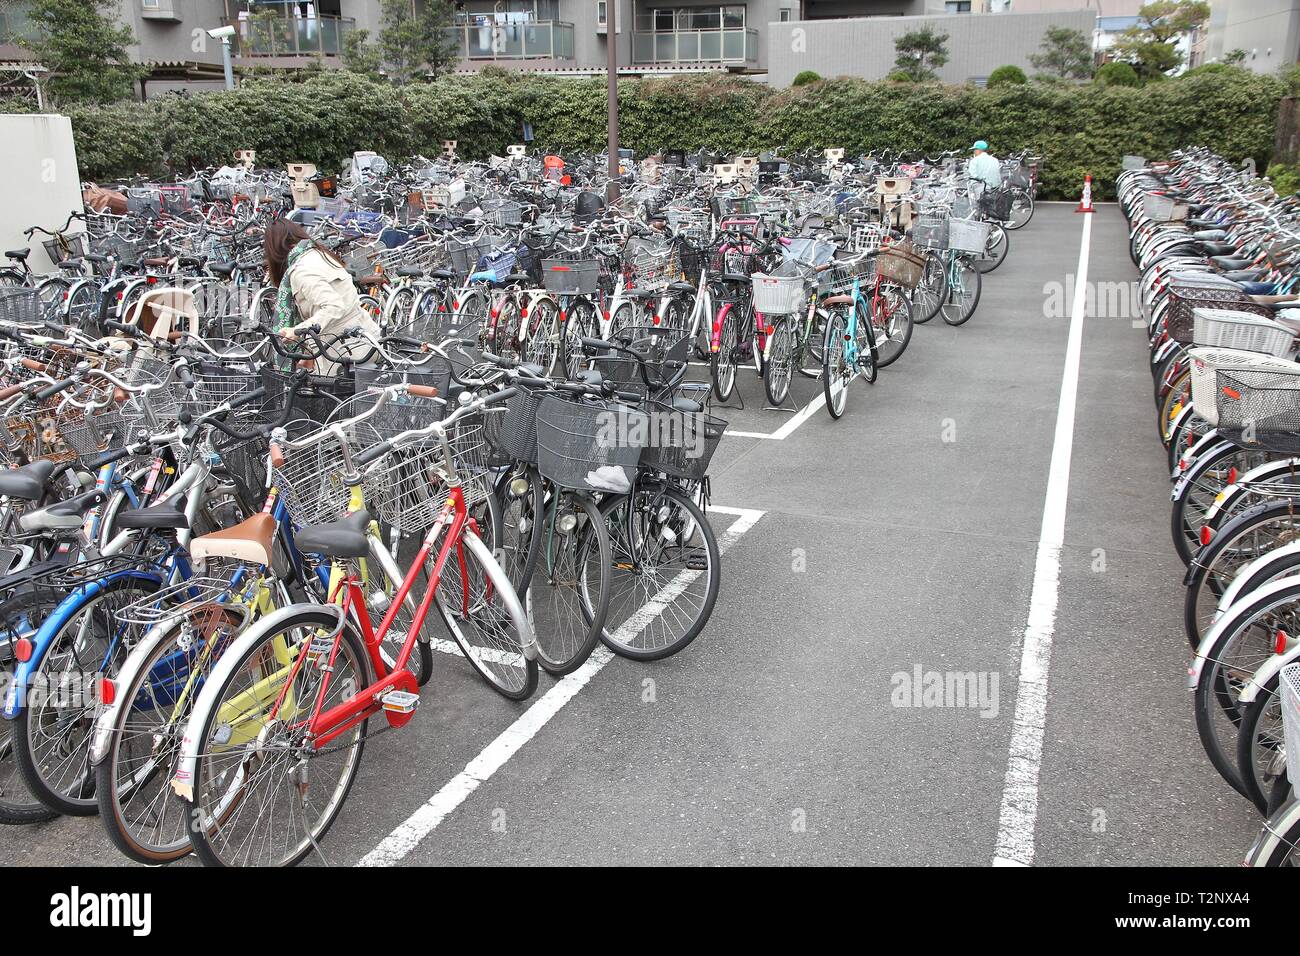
xmin=818 ymin=255 xmax=879 ymax=419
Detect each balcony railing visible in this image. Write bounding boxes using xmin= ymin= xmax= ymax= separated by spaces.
xmin=631 ymin=27 xmax=758 ymax=65
xmin=226 ymin=14 xmax=355 ymax=58
xmin=447 ymin=20 xmax=575 ymax=60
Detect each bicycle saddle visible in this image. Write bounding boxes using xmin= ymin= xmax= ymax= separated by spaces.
xmin=1219 ymin=270 xmax=1263 ymax=283
xmin=0 ymin=459 xmax=57 ymax=501
xmin=624 ymin=287 xmax=659 ymax=299
xmin=5 ymin=248 xmax=30 ymax=261
xmin=428 ymin=267 xmax=453 ymax=281
xmin=396 ymin=266 xmax=423 ymax=278
xmin=115 ymin=496 xmax=189 ymax=530
xmin=667 ymin=281 xmax=695 ymax=293
xmin=503 ymin=273 xmax=532 ymax=284
xmin=356 ymin=274 xmax=386 ymax=287
xmin=57 ymin=259 xmax=84 ymax=271
xmin=207 ymin=261 xmax=237 ymax=278
xmin=1197 ymin=242 xmax=1238 ymax=257
xmin=18 ymin=488 xmax=106 ymax=532
xmin=1191 ymin=230 xmax=1229 ymax=242
xmin=191 ymin=512 xmax=276 ymax=567
xmin=722 ymin=271 xmax=751 ymax=283
xmin=296 ymin=509 xmax=371 ymax=559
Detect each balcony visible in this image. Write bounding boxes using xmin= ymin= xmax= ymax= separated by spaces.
xmin=226 ymin=14 xmax=354 ymax=58
xmin=631 ymin=27 xmax=758 ymax=65
xmin=447 ymin=20 xmax=575 ymax=60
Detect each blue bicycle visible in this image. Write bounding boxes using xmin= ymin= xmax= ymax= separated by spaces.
xmin=819 ymin=257 xmax=879 ymax=419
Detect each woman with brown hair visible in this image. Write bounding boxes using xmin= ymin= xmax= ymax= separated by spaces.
xmin=264 ymin=218 xmax=380 ymax=375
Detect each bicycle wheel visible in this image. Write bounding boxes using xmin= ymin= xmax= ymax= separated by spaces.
xmin=382 ymin=285 xmax=418 ymax=329
xmin=557 ymin=298 xmax=599 ymax=379
xmin=591 ymin=484 xmax=721 ymax=661
xmin=523 ymin=297 xmax=561 ymax=373
xmin=1170 ymin=443 xmax=1271 ymax=567
xmin=974 ymin=224 xmax=1009 ymax=274
xmin=763 ymin=314 xmax=796 ymax=405
xmin=821 ymin=308 xmax=851 ymax=419
xmin=1192 ymin=582 xmax=1297 ymax=799
xmin=912 ymin=253 xmax=947 ymax=325
xmin=185 ymin=608 xmax=370 ymax=867
xmin=1235 ymin=676 xmax=1283 ymax=813
xmin=495 ymin=467 xmax=544 ymax=595
xmin=528 ymin=491 xmax=609 ymax=676
xmin=871 ymin=283 xmax=913 ymax=368
xmin=491 ymin=298 xmax=523 ymax=363
xmin=940 ymin=255 xmax=982 ymax=326
xmin=1157 ymin=368 xmax=1191 ymax=444
xmin=1005 ymin=190 xmax=1035 ymax=230
xmin=14 ymin=577 xmax=160 ymax=816
xmin=710 ymin=302 xmax=741 ymax=402
xmin=435 ymin=523 xmax=537 ymax=699
xmin=0 ymin=591 xmax=61 ymax=825
xmin=95 ymin=606 xmax=244 ymax=863
xmin=855 ymin=298 xmax=878 ymax=385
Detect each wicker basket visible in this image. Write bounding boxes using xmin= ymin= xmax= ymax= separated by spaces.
xmin=876 ymin=242 xmax=926 ymax=290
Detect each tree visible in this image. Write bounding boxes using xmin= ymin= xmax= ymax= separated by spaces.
xmin=791 ymin=70 xmax=822 ymax=87
xmin=1110 ymin=1 xmax=1210 ymax=81
xmin=987 ymin=65 xmax=1027 ymax=87
xmin=893 ymin=27 xmax=949 ymax=82
xmin=1094 ymin=61 xmax=1140 ymax=87
xmin=1030 ymin=26 xmax=1094 ymax=80
xmin=14 ymin=0 xmax=146 ymax=105
xmin=342 ymin=29 xmax=384 ymax=77
xmin=377 ymin=0 xmax=459 ymax=83
xmin=1223 ymin=48 xmax=1247 ymax=66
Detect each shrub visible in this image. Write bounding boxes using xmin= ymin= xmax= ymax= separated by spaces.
xmin=987 ymin=65 xmax=1028 ymax=88
xmin=1267 ymin=163 xmax=1300 ymax=196
xmin=4 ymin=69 xmax=1281 ymax=202
xmin=791 ymin=70 xmax=822 ymax=87
xmin=1094 ymin=61 xmax=1140 ymax=87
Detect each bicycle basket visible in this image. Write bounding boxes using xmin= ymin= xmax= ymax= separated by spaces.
xmin=1003 ymin=166 xmax=1031 ymax=189
xmin=487 ymin=384 xmax=545 ymax=467
xmin=41 ymin=234 xmax=88 ymax=265
xmin=980 ymin=188 xmax=1014 ymax=222
xmin=543 ymin=257 xmax=600 ymax=295
xmin=751 ymin=274 xmax=805 ymax=315
xmin=1282 ymin=663 xmax=1300 ymax=775
xmin=1187 ymin=347 xmax=1297 ymax=427
xmin=638 ymin=402 xmax=726 ymax=482
xmin=947 ymin=219 xmax=991 ymax=255
xmin=260 ymin=366 xmax=350 ymax=423
xmin=910 ymin=215 xmax=949 ymax=251
xmin=535 ymin=395 xmax=647 ymax=493
xmin=335 ymin=384 xmax=445 ymax=440
xmin=1192 ymin=308 xmax=1294 ymax=357
xmin=1215 ymin=365 xmax=1300 ymax=436
xmin=0 ymin=287 xmax=41 ymax=325
xmin=875 ymin=242 xmax=926 ymax=290
xmin=447 ymin=238 xmax=493 ymax=279
xmin=1166 ymin=284 xmax=1271 ymax=345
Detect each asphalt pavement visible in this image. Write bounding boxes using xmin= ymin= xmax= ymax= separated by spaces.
xmin=0 ymin=203 xmax=1261 ymax=867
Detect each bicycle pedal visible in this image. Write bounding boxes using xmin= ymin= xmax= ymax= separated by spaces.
xmin=686 ymin=554 xmax=709 ymax=571
xmin=380 ymin=690 xmax=419 ymax=715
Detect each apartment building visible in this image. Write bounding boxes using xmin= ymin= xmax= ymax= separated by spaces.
xmin=0 ymin=0 xmax=1110 ymax=91
xmin=1204 ymin=0 xmax=1300 ymax=72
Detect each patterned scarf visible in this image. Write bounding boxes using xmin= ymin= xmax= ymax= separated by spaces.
xmin=273 ymin=239 xmax=315 ymax=331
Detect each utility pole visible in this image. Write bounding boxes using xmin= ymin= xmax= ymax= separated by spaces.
xmin=606 ymin=0 xmax=620 ymax=201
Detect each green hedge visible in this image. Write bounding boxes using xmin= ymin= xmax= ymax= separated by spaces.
xmin=24 ymin=68 xmax=1284 ymax=201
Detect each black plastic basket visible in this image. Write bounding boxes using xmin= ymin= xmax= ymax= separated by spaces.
xmin=260 ymin=367 xmax=351 ymax=424
xmin=979 ymin=188 xmax=1014 ymax=222
xmin=487 ymin=385 xmax=546 ymax=467
xmin=535 ymin=395 xmax=647 ymax=492
xmin=638 ymin=402 xmax=726 ymax=482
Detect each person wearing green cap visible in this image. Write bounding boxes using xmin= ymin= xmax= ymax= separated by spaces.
xmin=967 ymin=140 xmax=1002 ymax=197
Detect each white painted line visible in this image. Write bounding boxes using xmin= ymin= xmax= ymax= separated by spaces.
xmin=721 ymin=392 xmax=825 ymax=441
xmin=991 ymin=210 xmax=1092 ymax=868
xmin=357 ymin=507 xmax=766 ymax=866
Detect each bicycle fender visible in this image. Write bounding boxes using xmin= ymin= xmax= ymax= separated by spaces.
xmin=2 ymin=569 xmax=161 ymax=720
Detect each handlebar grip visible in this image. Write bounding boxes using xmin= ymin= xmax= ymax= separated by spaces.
xmin=580 ymin=336 xmax=615 ymax=351
xmin=0 ymin=384 xmax=22 ymax=401
xmin=20 ymin=358 xmax=46 ymax=373
xmin=229 ymin=386 xmax=267 ymax=411
xmin=355 ymin=440 xmax=393 ymax=467
xmin=105 ymin=320 xmax=143 ymax=338
xmin=408 ymin=384 xmax=439 ymax=398
xmin=482 ymin=387 xmax=517 ymax=407
xmin=177 ymin=364 xmax=195 ymax=388
xmin=481 ymin=351 xmax=516 ymax=368
xmin=36 ymin=377 xmax=76 ymax=401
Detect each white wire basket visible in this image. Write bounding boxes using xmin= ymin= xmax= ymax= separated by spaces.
xmin=1143 ymin=193 xmax=1189 ymax=222
xmin=948 ymin=218 xmax=992 ymax=255
xmin=1282 ymin=662 xmax=1300 ymax=778
xmin=1193 ymin=308 xmax=1295 ymax=357
xmin=1187 ymin=347 xmax=1299 ymax=426
xmin=751 ymin=274 xmax=805 ymax=315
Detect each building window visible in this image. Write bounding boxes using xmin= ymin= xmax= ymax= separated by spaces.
xmin=597 ymin=0 xmax=607 ymax=26
xmin=637 ymin=6 xmax=746 ymax=32
xmin=945 ymin=1 xmax=971 ymax=11
xmin=779 ymin=8 xmax=791 ymax=21
xmin=142 ymin=0 xmax=160 ymax=7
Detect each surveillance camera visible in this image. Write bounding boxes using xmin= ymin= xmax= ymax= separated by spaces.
xmin=207 ymin=25 xmax=236 ymax=39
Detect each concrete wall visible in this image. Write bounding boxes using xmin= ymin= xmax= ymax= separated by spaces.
xmin=0 ymin=114 xmax=85 ymax=275
xmin=118 ymin=0 xmax=229 ymax=67
xmin=766 ymin=8 xmax=1094 ymax=85
xmin=1203 ymin=0 xmax=1300 ymax=71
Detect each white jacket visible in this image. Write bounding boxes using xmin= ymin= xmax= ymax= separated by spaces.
xmin=287 ymin=248 xmax=380 ymax=375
